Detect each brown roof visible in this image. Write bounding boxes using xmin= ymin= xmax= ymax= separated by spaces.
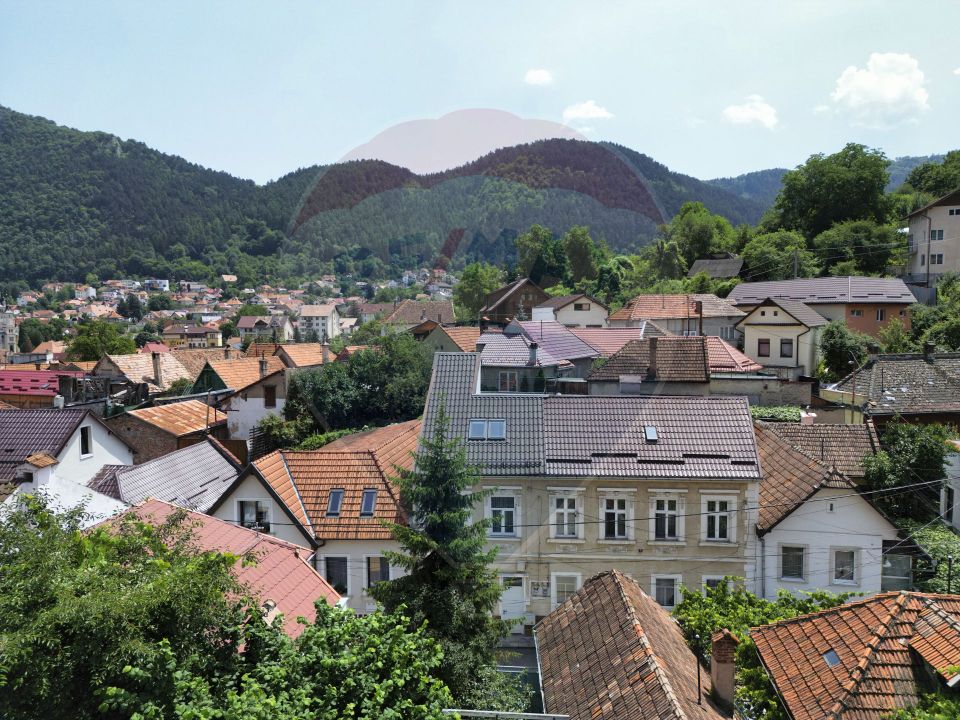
xmin=97 ymin=353 xmax=193 ymax=393
xmin=736 ymin=297 xmax=829 ymax=328
xmin=752 ymin=592 xmax=960 ymax=720
xmin=569 ymin=323 xmax=671 ymax=357
xmin=125 ymin=399 xmax=227 ymax=437
xmin=588 ymin=337 xmax=710 ymax=382
xmin=754 ymin=421 xmax=855 ymax=534
xmin=609 ymin=294 xmax=744 ymax=322
xmin=832 ymin=352 xmax=960 ymax=416
xmin=208 ymin=356 xmax=285 ymax=391
xmin=243 ymin=342 xmax=284 ymax=358
xmin=382 ymin=299 xmax=455 ymax=325
xmin=537 ymin=570 xmax=726 ymax=720
xmin=438 ymin=326 xmax=481 ymax=352
xmin=767 ymin=423 xmax=879 ymax=480
xmin=169 ymin=348 xmax=234 ymax=379
xmin=705 ymin=337 xmax=764 ymax=373
xmin=274 ymin=343 xmax=330 ymax=368
xmin=253 ymin=420 xmax=420 ymax=541
xmin=25 ymin=452 xmax=59 ymax=468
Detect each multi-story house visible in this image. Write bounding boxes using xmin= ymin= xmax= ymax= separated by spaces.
xmin=607 ymin=294 xmax=745 ymax=341
xmin=235 ymin=315 xmax=294 ymax=342
xmin=298 ymin=304 xmax=341 ymax=341
xmin=161 ymin=323 xmax=223 ymax=349
xmin=531 ymin=293 xmax=609 ymax=328
xmin=423 ymin=352 xmax=762 ymax=628
xmin=479 ymin=278 xmax=551 ymax=327
xmin=727 ymin=276 xmax=916 ymax=339
xmin=0 ymin=312 xmax=18 ymax=358
xmin=735 ymin=297 xmax=828 ymax=378
xmin=903 ymin=189 xmax=960 ymax=286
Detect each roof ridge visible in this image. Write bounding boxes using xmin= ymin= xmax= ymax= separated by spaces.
xmin=753 ymin=591 xmax=908 ymax=634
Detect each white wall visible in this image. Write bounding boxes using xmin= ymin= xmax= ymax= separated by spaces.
xmin=554 ymin=303 xmax=609 ymax=328
xmin=315 ymin=539 xmax=405 ymax=614
xmin=212 ymin=473 xmax=310 ymax=547
xmin=759 ymin=487 xmax=899 ymax=600
xmin=224 ymin=400 xmax=286 ymax=443
xmin=740 ymin=306 xmax=820 ymax=376
xmin=56 ymin=419 xmax=134 ymax=486
xmin=943 ymin=451 xmax=960 ymax=532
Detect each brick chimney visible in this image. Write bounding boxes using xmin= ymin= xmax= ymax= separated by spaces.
xmin=647 ymin=336 xmax=658 ymax=380
xmin=710 ymin=630 xmax=739 ymax=710
xmin=151 ymin=351 xmax=163 ymax=389
xmin=924 ymin=341 xmax=936 ymax=360
xmin=259 ymin=358 xmax=268 ymax=377
xmin=224 ymin=347 xmax=233 ymax=360
xmin=529 ymin=341 xmax=538 ymax=366
xmin=322 ymin=343 xmax=331 ymax=363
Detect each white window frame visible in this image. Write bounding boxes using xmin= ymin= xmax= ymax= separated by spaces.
xmin=598 ymin=489 xmax=636 ymax=542
xmin=237 ymin=498 xmax=272 ymax=533
xmin=498 ymin=371 xmax=518 ymax=392
xmin=79 ymin=425 xmax=93 ymax=459
xmin=876 ymin=308 xmax=886 ymax=322
xmin=700 ymin=494 xmax=737 ymax=544
xmin=548 ymin=488 xmax=585 ymax=541
xmin=831 ymin=547 xmax=859 ymax=586
xmin=485 ymin=488 xmax=521 ymax=538
xmin=701 ymin=575 xmax=726 ymax=595
xmin=779 ymin=544 xmax=807 ymax=582
xmin=320 ymin=555 xmax=350 ymax=598
xmin=649 ymin=491 xmax=685 ymax=543
xmin=550 ymin=572 xmax=582 ymax=609
xmin=652 ymin=574 xmax=683 ymax=608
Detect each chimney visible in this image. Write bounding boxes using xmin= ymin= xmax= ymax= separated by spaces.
xmin=924 ymin=341 xmax=936 ymax=360
xmin=647 ymin=336 xmax=658 ymax=379
xmin=225 ymin=347 xmax=233 ymax=360
xmin=529 ymin=341 xmax=538 ymax=366
xmin=259 ymin=358 xmax=268 ymax=377
xmin=322 ymin=343 xmax=331 ymax=363
xmin=710 ymin=630 xmax=738 ymax=711
xmin=152 ymin=351 xmax=163 ymax=388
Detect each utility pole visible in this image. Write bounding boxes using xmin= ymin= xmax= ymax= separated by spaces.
xmin=793 ymin=249 xmax=799 ymax=279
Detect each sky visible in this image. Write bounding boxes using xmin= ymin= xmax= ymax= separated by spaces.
xmin=2 ymin=1 xmax=958 ymax=184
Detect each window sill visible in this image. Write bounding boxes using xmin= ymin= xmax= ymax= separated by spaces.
xmin=79 ymin=453 xmax=93 ymax=460
xmin=548 ymin=538 xmax=585 ymax=544
xmin=597 ymin=539 xmax=634 ymax=545
xmin=489 ymin=535 xmax=521 ymax=542
xmin=648 ymin=540 xmax=686 ymax=546
xmin=779 ymin=577 xmax=806 ymax=583
xmin=699 ymin=540 xmax=737 ymax=547
xmin=831 ymin=580 xmax=858 ymax=587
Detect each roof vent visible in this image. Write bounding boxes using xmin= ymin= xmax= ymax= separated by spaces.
xmin=644 ymin=426 xmax=658 ymax=443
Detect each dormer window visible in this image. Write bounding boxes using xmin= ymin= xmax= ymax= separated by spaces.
xmin=360 ymin=489 xmax=377 ymax=516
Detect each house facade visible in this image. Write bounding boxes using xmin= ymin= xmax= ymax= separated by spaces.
xmin=904 ymin=189 xmax=960 ymax=286
xmin=298 ymin=304 xmax=341 ymax=341
xmin=102 ymin=399 xmax=229 ymax=463
xmin=531 ymin=294 xmax=609 ymax=328
xmin=219 ymin=369 xmax=287 ymax=445
xmin=736 ymin=297 xmax=827 ymax=379
xmin=161 ymin=323 xmax=223 ymax=348
xmin=479 ymin=278 xmax=551 ymax=326
xmin=236 ymin=315 xmax=295 ymax=342
xmin=607 ymin=294 xmax=744 ymax=341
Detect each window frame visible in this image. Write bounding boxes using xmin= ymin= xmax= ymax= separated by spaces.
xmin=359 ymin=489 xmax=377 ymax=517
xmin=701 ymin=494 xmax=737 ymax=543
xmin=548 ymin=488 xmax=585 ymax=541
xmin=550 ymin=572 xmax=582 ymax=609
xmin=780 ymin=544 xmax=806 ymax=581
xmin=780 ymin=338 xmax=794 ymax=359
xmin=364 ymin=555 xmax=391 ymax=591
xmin=702 ymin=575 xmax=726 ymax=595
xmin=831 ymin=547 xmax=859 ymax=586
xmin=263 ymin=384 xmax=277 ymax=408
xmin=322 ymin=555 xmax=349 ymax=596
xmin=652 ymin=574 xmax=683 ymax=608
xmin=876 ymin=308 xmax=886 ymax=322
xmin=757 ymin=338 xmax=770 ymax=358
xmin=573 ymin=302 xmax=590 ymax=311
xmin=326 ymin=488 xmax=344 ymax=517
xmin=79 ymin=425 xmax=92 ymax=458
xmin=498 ymin=371 xmax=518 ymax=392
xmin=468 ymin=419 xmax=487 ymax=440
xmin=237 ymin=499 xmax=272 ymax=533
xmin=486 ymin=491 xmax=520 ymax=538
xmin=649 ymin=493 xmax=685 ymax=543
xmin=599 ymin=493 xmax=632 ymax=541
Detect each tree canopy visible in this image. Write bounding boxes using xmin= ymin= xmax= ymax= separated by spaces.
xmin=65 ymin=320 xmax=136 ymax=360
xmin=453 ymin=262 xmax=503 ymax=321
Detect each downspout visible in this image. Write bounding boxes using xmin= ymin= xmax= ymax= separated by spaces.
xmin=532 ymin=626 xmax=548 ymax=715
xmin=922 ymin=212 xmax=932 ymax=287
xmin=795 ymin=326 xmax=811 ymax=377
xmin=759 ymin=533 xmax=767 ymax=599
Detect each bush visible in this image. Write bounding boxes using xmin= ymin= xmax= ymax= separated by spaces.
xmin=750 ymin=406 xmax=801 ymax=422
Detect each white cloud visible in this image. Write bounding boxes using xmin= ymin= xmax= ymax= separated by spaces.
xmin=830 ymin=52 xmax=929 ymax=127
xmin=524 ymin=68 xmax=553 ymax=86
xmin=562 ymin=100 xmax=613 ymax=123
xmin=721 ymin=95 xmax=779 ymax=129
xmin=954 ymin=67 xmax=960 ymax=76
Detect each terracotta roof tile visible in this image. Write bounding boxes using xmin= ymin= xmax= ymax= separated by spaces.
xmin=97 ymin=353 xmax=193 ymax=392
xmin=588 ymin=337 xmax=709 ymax=382
xmin=439 ymin=326 xmax=481 ymax=352
xmin=768 ymin=423 xmax=878 ymax=480
xmin=126 ymin=399 xmax=227 ymax=437
xmin=705 ymin=337 xmax=764 ymax=373
xmin=208 ymin=356 xmax=285 ymax=391
xmin=537 ymin=570 xmax=726 ymax=720
xmin=609 ymin=294 xmax=744 ymax=322
xmin=569 ymin=322 xmax=671 ymax=357
xmin=752 ymin=592 xmax=960 ymax=720
xmin=169 ymin=348 xmax=234 ymax=379
xmin=25 ymin=452 xmax=59 ymax=468
xmin=274 ymin=343 xmax=330 ymax=368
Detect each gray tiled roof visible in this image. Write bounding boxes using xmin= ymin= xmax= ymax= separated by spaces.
xmin=87 ymin=438 xmax=241 ymax=511
xmin=727 ymin=276 xmax=917 ymax=306
xmin=0 ymin=409 xmax=88 ymax=481
xmin=534 ymin=293 xmax=608 ymax=311
xmin=832 ymin=353 xmax=960 ymax=415
xmin=510 ymin=320 xmax=600 ymax=362
xmin=740 ymin=298 xmax=829 ymax=328
xmin=688 ymin=256 xmax=743 ymax=279
xmin=423 ymin=353 xmax=760 ymax=479
xmin=478 ymin=333 xmax=568 ymax=368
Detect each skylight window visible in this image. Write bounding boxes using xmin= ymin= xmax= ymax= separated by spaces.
xmin=468 ymin=420 xmax=487 ymax=440
xmin=326 ymin=488 xmax=344 ymax=517
xmin=360 ymin=489 xmax=377 ymax=516
xmin=823 ymin=649 xmax=841 ymax=667
xmin=468 ymin=419 xmax=507 ymax=441
xmin=644 ymin=426 xmax=659 ymax=443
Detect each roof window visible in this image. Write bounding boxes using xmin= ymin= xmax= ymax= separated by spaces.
xmin=468 ymin=419 xmax=507 ymax=441
xmin=326 ymin=488 xmax=344 ymax=517
xmin=360 ymin=489 xmax=377 ymax=516
xmin=823 ymin=649 xmax=841 ymax=667
xmin=644 ymin=426 xmax=659 ymax=443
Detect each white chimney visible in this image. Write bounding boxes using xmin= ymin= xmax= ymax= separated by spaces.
xmin=259 ymin=358 xmax=268 ymax=377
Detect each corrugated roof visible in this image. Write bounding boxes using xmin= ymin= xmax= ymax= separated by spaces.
xmin=0 ymin=368 xmax=84 ymax=397
xmin=125 ymin=399 xmax=227 ymax=437
xmin=118 ymin=499 xmax=339 ymax=638
xmin=728 ymin=276 xmax=917 ymax=306
xmin=752 ymin=592 xmax=960 ymax=720
xmin=609 ymin=294 xmax=744 ymax=322
xmin=537 ymin=570 xmax=726 ymax=720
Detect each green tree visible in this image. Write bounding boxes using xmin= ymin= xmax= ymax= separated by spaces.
xmin=371 ymin=404 xmax=528 ymax=712
xmin=562 ymin=225 xmax=600 ymax=282
xmin=65 ymin=320 xmax=136 ymax=361
xmin=235 ymin=303 xmax=269 ymax=319
xmin=812 ymin=220 xmax=901 ymax=275
xmin=817 ymin=320 xmax=872 ymax=382
xmin=134 ymin=330 xmax=161 ymax=348
xmin=647 ymin=239 xmax=687 ymax=279
xmin=661 ymin=201 xmax=736 ymax=266
xmin=902 ymin=150 xmax=960 ymax=197
xmin=877 ymin=317 xmax=917 ymax=353
xmin=454 ymin=262 xmax=503 ymax=321
xmin=515 ymin=224 xmax=567 ymax=286
xmin=741 ymin=230 xmax=819 ymax=281
xmin=121 ymin=293 xmax=143 ymax=321
xmin=774 ymin=143 xmax=891 ymax=238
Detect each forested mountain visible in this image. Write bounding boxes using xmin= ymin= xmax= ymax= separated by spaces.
xmin=707 ymin=168 xmax=789 ymax=210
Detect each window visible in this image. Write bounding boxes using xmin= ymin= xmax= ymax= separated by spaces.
xmin=757 ymin=338 xmax=770 ymax=357
xmin=552 ymin=574 xmax=580 ymax=607
xmin=489 ymin=496 xmax=516 ymax=536
xmin=653 ymin=576 xmax=680 ymax=608
xmin=945 ymin=486 xmax=955 ymax=524
xmin=932 ymin=253 xmax=944 ymax=265
xmin=781 ymin=546 xmax=805 ymax=580
xmin=498 ymin=371 xmax=518 ymax=392
xmin=780 ymin=338 xmax=793 ymax=358
xmin=876 ymin=308 xmax=886 ymax=322
xmin=704 ymin=498 xmax=733 ymax=541
xmin=468 ymin=419 xmax=487 ymax=440
xmin=823 ymin=649 xmax=841 ymax=667
xmin=851 ymin=308 xmax=863 ymax=317
xmin=326 ymin=488 xmax=344 ymax=517
xmin=263 ymin=385 xmax=277 ymax=408
xmin=921 ymin=254 xmax=926 ymax=266
xmin=324 ymin=557 xmax=348 ymax=595
xmin=573 ymin=302 xmax=590 ymax=311
xmin=80 ymin=426 xmax=92 ymax=457
xmin=931 ymin=229 xmax=944 ymax=241
xmin=603 ymin=497 xmax=628 ymax=539
xmin=554 ymin=496 xmax=578 ymax=538
xmin=833 ymin=549 xmax=857 ymax=584
xmin=238 ymin=500 xmax=271 ymax=533
xmin=366 ymin=556 xmax=390 ymax=588
xmin=360 ymin=489 xmax=377 ymax=516
xmin=720 ymin=326 xmax=735 ymax=340
xmin=653 ymin=497 xmax=680 ymax=540
xmin=703 ymin=576 xmax=724 ymax=594
xmin=644 ymin=426 xmax=658 ymax=443
xmin=468 ymin=419 xmax=507 ymax=440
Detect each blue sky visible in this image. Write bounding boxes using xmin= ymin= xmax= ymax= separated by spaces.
xmin=2 ymin=1 xmax=958 ymax=183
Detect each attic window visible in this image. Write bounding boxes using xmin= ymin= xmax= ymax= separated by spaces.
xmin=644 ymin=426 xmax=659 ymax=443
xmin=327 ymin=488 xmax=344 ymax=517
xmin=468 ymin=419 xmax=507 ymax=441
xmin=469 ymin=420 xmax=487 ymax=440
xmin=360 ymin=489 xmax=377 ymax=517
xmin=823 ymin=649 xmax=841 ymax=667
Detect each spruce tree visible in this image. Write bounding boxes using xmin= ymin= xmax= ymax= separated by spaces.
xmin=372 ymin=401 xmax=528 ymax=711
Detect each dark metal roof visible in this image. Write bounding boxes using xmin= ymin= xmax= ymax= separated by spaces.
xmin=0 ymin=409 xmax=88 ymax=481
xmin=833 ymin=352 xmax=960 ymax=414
xmin=688 ymin=256 xmax=744 ymax=279
xmin=728 ymin=276 xmax=917 ymax=306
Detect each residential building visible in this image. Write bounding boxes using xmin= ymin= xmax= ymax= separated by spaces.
xmin=943 ymin=440 xmax=960 ymax=532
xmin=608 ymin=294 xmax=744 ymax=341
xmin=727 ymin=276 xmax=917 ymax=338
xmin=92 ymin=352 xmax=193 ymax=396
xmin=505 ymin=320 xmax=601 ymax=378
xmin=219 ymin=367 xmax=287 ymax=450
xmin=298 ymin=304 xmax=341 ymax=341
xmin=103 ymin=399 xmax=228 ymax=463
xmin=381 ymin=299 xmax=455 ymax=330
xmin=687 ymin=253 xmax=744 ymax=280
xmin=89 ymin=437 xmax=242 ymax=511
xmin=531 ymin=293 xmax=609 ymax=328
xmin=114 ymin=500 xmax=340 ymax=637
xmin=161 ymin=323 xmax=223 ymax=348
xmin=767 ymin=422 xmax=879 ymax=483
xmin=421 ymin=325 xmax=481 ymax=354
xmin=0 ymin=311 xmax=19 ymax=358
xmin=754 ymin=422 xmax=908 ymax=600
xmin=904 ymin=189 xmax=960 ymax=286
xmin=273 ymin=343 xmax=334 ymax=369
xmin=0 ymin=368 xmax=84 ymax=408
xmin=236 ymin=315 xmax=295 ymax=342
xmin=736 ymin=297 xmax=828 ymax=379
xmin=537 ymin=570 xmax=729 ymax=720
xmin=168 ymin=347 xmax=236 ymax=381
xmin=478 ymin=278 xmax=551 ymax=326
xmin=209 ymin=420 xmax=420 ymax=613
xmin=477 ymin=332 xmax=573 ymax=392
xmin=356 ymin=302 xmax=394 ymax=324
xmin=0 ymin=408 xmax=135 ymax=488
xmin=144 ymin=278 xmax=170 ymax=292
xmin=752 ymin=592 xmax=960 ymax=720
xmin=423 ymin=353 xmax=762 ymax=628
xmin=192 ymin=356 xmax=285 ymax=393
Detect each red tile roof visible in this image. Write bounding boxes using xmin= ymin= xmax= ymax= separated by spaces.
xmin=118 ymin=499 xmax=340 ymax=637
xmin=752 ymin=592 xmax=960 ymax=720
xmin=609 ymin=293 xmax=744 ymax=322
xmin=569 ymin=323 xmax=670 ymax=357
xmin=0 ymin=368 xmax=84 ymax=397
xmin=537 ymin=570 xmax=726 ymax=720
xmin=767 ymin=423 xmax=879 ymax=480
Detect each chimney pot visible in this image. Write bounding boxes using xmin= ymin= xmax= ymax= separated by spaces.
xmin=923 ymin=341 xmax=936 ymax=359
xmin=710 ymin=630 xmax=739 ymax=710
